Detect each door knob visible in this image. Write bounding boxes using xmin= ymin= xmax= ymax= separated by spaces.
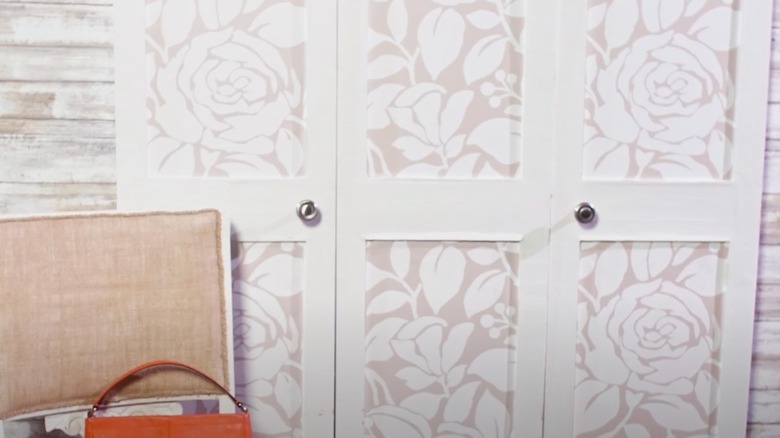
xmin=574 ymin=202 xmax=596 ymax=224
xmin=297 ymin=199 xmax=318 ymax=222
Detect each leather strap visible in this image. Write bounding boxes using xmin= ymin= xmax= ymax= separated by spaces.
xmin=89 ymin=360 xmax=247 ymax=416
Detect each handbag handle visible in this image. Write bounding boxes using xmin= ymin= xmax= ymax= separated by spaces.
xmin=88 ymin=359 xmax=248 ymax=417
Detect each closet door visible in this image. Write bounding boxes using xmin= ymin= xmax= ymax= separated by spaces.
xmin=114 ymin=1 xmax=337 ymax=436
xmin=337 ymin=1 xmax=556 ymax=436
xmin=546 ymin=1 xmax=772 ymax=437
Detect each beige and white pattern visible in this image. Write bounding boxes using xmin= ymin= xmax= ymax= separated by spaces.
xmin=146 ymin=0 xmax=306 ymax=177
xmin=233 ymin=242 xmax=304 ymax=438
xmin=575 ymin=241 xmax=728 ymax=437
xmin=364 ymin=241 xmax=519 ymax=437
xmin=367 ymin=0 xmax=524 ymax=179
xmin=584 ymin=0 xmax=737 ymax=180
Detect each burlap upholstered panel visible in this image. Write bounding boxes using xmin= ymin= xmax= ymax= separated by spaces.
xmin=0 ymin=210 xmax=229 ymax=418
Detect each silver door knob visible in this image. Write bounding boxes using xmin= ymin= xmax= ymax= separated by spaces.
xmin=574 ymin=202 xmax=596 ymax=224
xmin=297 ymin=200 xmax=318 ymax=222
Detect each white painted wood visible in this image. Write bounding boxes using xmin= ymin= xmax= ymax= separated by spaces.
xmin=749 ymin=390 xmax=780 ymax=424
xmin=0 ymin=82 xmax=113 ymax=120
xmin=0 ymin=182 xmax=115 ymax=214
xmin=0 ymin=46 xmax=113 ymax=82
xmin=1 ymin=0 xmax=779 ymax=434
xmin=545 ymin=1 xmax=773 ymax=437
xmin=336 ymin=1 xmax=557 ymax=436
xmin=0 ymin=4 xmax=111 ymax=47
xmin=0 ymin=118 xmax=113 ymax=138
xmin=0 ymin=135 xmax=113 ymax=183
xmin=114 ymin=1 xmax=338 ymax=436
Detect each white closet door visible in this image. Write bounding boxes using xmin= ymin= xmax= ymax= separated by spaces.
xmin=114 ymin=1 xmax=337 ymax=436
xmin=545 ymin=1 xmax=772 ymax=437
xmin=337 ymin=1 xmax=556 ymax=436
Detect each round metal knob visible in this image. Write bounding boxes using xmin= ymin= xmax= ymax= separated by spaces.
xmin=574 ymin=202 xmax=596 ymax=224
xmin=296 ymin=200 xmax=318 ymax=222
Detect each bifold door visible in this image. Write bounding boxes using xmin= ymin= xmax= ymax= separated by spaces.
xmin=115 ymin=0 xmax=338 ymax=436
xmin=115 ymin=0 xmax=772 ymax=437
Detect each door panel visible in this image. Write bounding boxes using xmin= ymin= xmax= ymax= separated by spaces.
xmin=547 ymin=1 xmax=772 ymax=437
xmin=338 ymin=0 xmax=557 ymax=436
xmin=364 ymin=241 xmax=520 ymax=437
xmin=583 ymin=0 xmax=739 ymax=181
xmin=366 ymin=0 xmax=525 ymax=179
xmin=145 ymin=0 xmax=307 ymax=178
xmin=232 ymin=242 xmax=305 ymax=437
xmin=115 ymin=0 xmax=337 ymax=436
xmin=574 ymin=241 xmax=727 ymax=436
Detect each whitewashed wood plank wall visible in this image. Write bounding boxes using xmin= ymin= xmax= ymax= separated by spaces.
xmin=0 ymin=1 xmax=779 ymax=436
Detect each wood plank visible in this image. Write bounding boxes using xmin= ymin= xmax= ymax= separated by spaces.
xmin=0 ymin=82 xmax=113 ymax=120
xmin=752 ymin=359 xmax=780 ymax=392
xmin=767 ymin=103 xmax=780 ymax=140
xmin=761 ymin=195 xmax=780 ymax=244
xmin=0 ymin=1 xmax=111 ymax=5
xmin=0 ymin=45 xmax=113 ymax=82
xmin=753 ymin=321 xmax=780 ymax=362
xmin=764 ymin=151 xmax=780 ymax=194
xmin=0 ymin=135 xmax=114 ymax=183
xmin=0 ymin=118 xmax=113 ymax=138
xmin=756 ymin=283 xmax=780 ymax=321
xmin=758 ymin=245 xmax=780 ymax=284
xmin=749 ymin=390 xmax=780 ymax=424
xmin=0 ymin=4 xmax=111 ymax=47
xmin=0 ymin=182 xmax=115 ymax=214
xmin=748 ymin=424 xmax=780 ymax=437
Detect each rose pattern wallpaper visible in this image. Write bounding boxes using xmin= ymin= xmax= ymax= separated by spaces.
xmin=575 ymin=242 xmax=728 ymax=437
xmin=364 ymin=241 xmax=520 ymax=437
xmin=367 ymin=0 xmax=524 ymax=179
xmin=584 ymin=0 xmax=737 ymax=180
xmin=232 ymin=242 xmax=304 ymax=437
xmin=146 ymin=0 xmax=306 ymax=177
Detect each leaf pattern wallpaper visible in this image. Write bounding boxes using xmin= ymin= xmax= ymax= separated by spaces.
xmin=364 ymin=241 xmax=520 ymax=437
xmin=575 ymin=242 xmax=728 ymax=437
xmin=367 ymin=0 xmax=525 ymax=179
xmin=146 ymin=0 xmax=306 ymax=177
xmin=584 ymin=0 xmax=737 ymax=180
xmin=232 ymin=242 xmax=305 ymax=438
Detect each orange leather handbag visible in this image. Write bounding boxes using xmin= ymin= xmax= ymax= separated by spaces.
xmin=84 ymin=360 xmax=252 ymax=438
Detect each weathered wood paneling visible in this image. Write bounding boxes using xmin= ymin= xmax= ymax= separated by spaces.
xmin=0 ymin=1 xmax=114 ymax=215
xmin=0 ymin=135 xmax=113 ymax=183
xmin=0 ymin=118 xmax=114 ymax=138
xmin=0 ymin=182 xmax=115 ymax=213
xmin=0 ymin=46 xmax=113 ymax=82
xmin=0 ymin=82 xmax=113 ymax=120
xmin=0 ymin=4 xmax=111 ymax=46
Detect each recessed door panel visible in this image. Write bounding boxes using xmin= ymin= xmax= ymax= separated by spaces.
xmin=145 ymin=0 xmax=307 ymax=178
xmin=574 ymin=241 xmax=727 ymax=437
xmin=364 ymin=241 xmax=520 ymax=437
xmin=583 ymin=1 xmax=738 ymax=180
xmin=366 ymin=1 xmax=525 ymax=179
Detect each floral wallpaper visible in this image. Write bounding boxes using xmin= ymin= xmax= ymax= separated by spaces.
xmin=584 ymin=0 xmax=737 ymax=180
xmin=364 ymin=241 xmax=520 ymax=437
xmin=233 ymin=242 xmax=304 ymax=438
xmin=366 ymin=0 xmax=524 ymax=179
xmin=146 ymin=0 xmax=306 ymax=177
xmin=575 ymin=242 xmax=728 ymax=437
